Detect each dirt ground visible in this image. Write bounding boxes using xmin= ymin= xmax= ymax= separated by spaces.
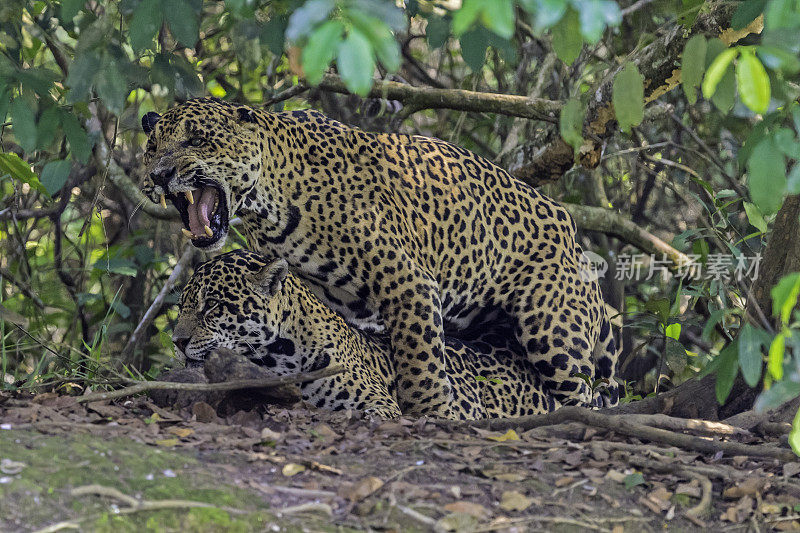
xmin=2 ymin=391 xmax=800 ymax=532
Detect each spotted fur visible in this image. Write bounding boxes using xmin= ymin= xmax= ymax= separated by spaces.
xmin=142 ymin=98 xmax=619 ymax=416
xmin=174 ymin=250 xmax=559 ymax=419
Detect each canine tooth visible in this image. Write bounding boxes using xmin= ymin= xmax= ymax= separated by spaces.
xmin=160 ymin=194 xmax=167 ymax=209
xmin=181 ymin=228 xmax=194 ymax=239
xmin=204 ymin=225 xmax=213 ymax=237
xmin=185 ymin=190 xmax=194 ymax=204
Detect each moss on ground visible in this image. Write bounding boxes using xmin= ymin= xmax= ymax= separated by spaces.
xmin=0 ymin=430 xmax=340 ymax=532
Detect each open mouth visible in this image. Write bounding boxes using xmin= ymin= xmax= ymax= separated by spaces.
xmin=162 ymin=180 xmax=229 ymax=248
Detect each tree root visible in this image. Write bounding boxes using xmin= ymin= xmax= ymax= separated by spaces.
xmin=445 ymin=406 xmax=795 ymax=461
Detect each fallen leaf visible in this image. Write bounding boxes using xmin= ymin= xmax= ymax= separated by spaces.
xmin=784 ymin=462 xmax=800 ymax=478
xmin=0 ymin=459 xmax=26 ymax=475
xmin=638 ymin=496 xmax=663 ymax=515
xmin=647 ymin=487 xmax=673 ymax=511
xmin=339 ymin=476 xmax=383 ymax=502
xmin=488 ymin=429 xmax=520 ymax=442
xmin=444 ymin=501 xmax=490 ymax=519
xmin=555 ymin=476 xmax=576 ymax=487
xmin=260 ymin=427 xmax=282 ymax=441
xmin=675 ymin=481 xmax=701 ymax=499
xmin=775 ymin=521 xmax=800 ymax=531
xmin=499 ymin=490 xmax=533 ymax=512
xmin=155 ymin=438 xmax=179 ymax=447
xmin=282 ymin=463 xmax=306 ymax=477
xmin=605 ymin=469 xmax=627 ymax=483
xmin=168 ymin=427 xmax=194 ymax=438
xmin=723 ymin=478 xmax=764 ymax=499
xmin=624 ymin=472 xmax=646 ymax=490
xmin=435 ymin=512 xmax=479 ymax=532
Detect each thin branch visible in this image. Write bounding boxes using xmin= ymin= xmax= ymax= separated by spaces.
xmin=76 ymin=364 xmax=345 ymax=403
xmin=565 ymin=204 xmax=691 ymax=268
xmin=316 ymin=74 xmax=561 ymax=123
xmin=120 ymin=245 xmax=196 ymax=363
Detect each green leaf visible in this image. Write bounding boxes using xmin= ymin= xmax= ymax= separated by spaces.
xmin=452 ymin=0 xmax=482 ymax=35
xmin=754 ymin=380 xmax=800 ymax=412
xmin=345 ymin=10 xmax=400 ymax=72
xmin=738 ymin=323 xmax=764 ymax=387
xmin=768 ymin=332 xmax=786 ymax=381
xmin=163 ymin=0 xmax=199 ymax=48
xmin=60 ymin=112 xmax=92 ymax=164
xmin=301 ymin=20 xmax=344 ymax=84
xmin=532 ymin=0 xmax=568 ymax=31
xmin=771 ymin=273 xmax=800 ymax=325
xmin=551 ymin=8 xmax=582 ymax=65
xmin=426 ymin=16 xmax=450 ymax=49
xmin=129 ymin=0 xmax=163 ymax=52
xmin=10 ymin=98 xmax=37 ymax=153
xmin=0 ymin=153 xmax=47 ymax=194
xmin=747 ymin=138 xmax=786 ymax=216
xmin=732 ymin=0 xmax=767 ymax=30
xmin=261 ymin=14 xmax=288 ymax=55
xmin=336 ymin=29 xmax=375 ymax=96
xmin=95 ymin=59 xmax=129 ymax=115
xmin=790 ymin=407 xmax=800 ymax=457
xmin=40 ymin=160 xmax=72 ymax=195
xmin=773 ymin=128 xmax=800 ymax=159
xmin=665 ymin=322 xmax=682 ymax=341
xmin=736 ymin=49 xmax=771 ymax=114
xmin=36 ymin=106 xmax=61 ymax=149
xmin=61 ymin=0 xmax=84 ymax=21
xmin=93 ymin=257 xmax=139 ymax=276
xmin=624 ymin=472 xmax=645 ymax=490
xmin=574 ymin=0 xmax=621 ymax=43
xmin=559 ymin=98 xmax=584 ymax=154
xmin=480 ymin=0 xmax=515 ymax=39
xmin=645 ymin=297 xmax=670 ymax=324
xmin=681 ymin=35 xmax=707 ymax=105
xmin=743 ymin=201 xmax=768 ymax=233
xmin=460 ymin=27 xmax=489 ymax=71
xmin=612 ymin=62 xmax=644 ymax=133
xmin=286 ymin=0 xmax=335 ymax=42
xmin=702 ymin=48 xmax=738 ymax=99
xmin=65 ymin=51 xmax=100 ymax=102
xmin=715 ymin=342 xmax=739 ymax=404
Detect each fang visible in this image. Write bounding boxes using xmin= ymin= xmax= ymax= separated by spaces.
xmin=160 ymin=194 xmax=167 ymax=209
xmin=204 ymin=225 xmax=213 ymax=237
xmin=185 ymin=190 xmax=194 ymax=204
xmin=182 ymin=228 xmax=193 ymax=239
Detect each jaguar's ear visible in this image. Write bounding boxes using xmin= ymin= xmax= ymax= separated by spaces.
xmin=142 ymin=112 xmax=162 ymax=134
xmin=251 ymin=259 xmax=289 ymax=297
xmin=236 ymin=107 xmax=258 ymax=124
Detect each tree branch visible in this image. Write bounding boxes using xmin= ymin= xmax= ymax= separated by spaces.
xmin=316 ymin=74 xmax=561 ymax=123
xmin=504 ymin=3 xmax=757 ymax=185
xmin=77 ymin=364 xmax=345 ymax=403
xmin=566 ymin=204 xmax=690 ymax=268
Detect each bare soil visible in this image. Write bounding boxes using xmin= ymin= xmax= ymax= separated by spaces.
xmin=2 ymin=391 xmax=799 ymax=532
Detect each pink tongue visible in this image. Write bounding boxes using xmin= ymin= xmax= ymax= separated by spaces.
xmin=186 ymin=187 xmax=217 ymax=237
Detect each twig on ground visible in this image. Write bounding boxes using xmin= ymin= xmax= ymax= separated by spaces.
xmin=276 ymin=502 xmax=334 ymax=517
xmin=120 ymin=245 xmax=195 ymax=363
xmin=76 ymin=364 xmax=344 ymax=403
xmin=447 ymin=406 xmax=795 ymax=461
xmin=685 ymin=472 xmax=713 ymax=519
xmin=395 ymin=504 xmax=437 ymax=526
xmin=32 ymin=484 xmax=240 ymax=533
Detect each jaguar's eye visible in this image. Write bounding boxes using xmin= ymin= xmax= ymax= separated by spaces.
xmin=202 ymin=299 xmax=220 ymax=315
xmin=188 ymin=137 xmax=204 ymax=147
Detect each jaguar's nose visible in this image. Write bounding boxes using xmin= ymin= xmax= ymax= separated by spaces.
xmin=150 ymin=166 xmax=176 ymax=188
xmin=173 ymin=336 xmax=190 ymax=354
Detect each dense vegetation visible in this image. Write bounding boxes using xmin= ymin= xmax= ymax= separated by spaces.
xmin=1 ymin=0 xmax=799 ymax=440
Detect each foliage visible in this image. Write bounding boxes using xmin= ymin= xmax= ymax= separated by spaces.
xmin=0 ymin=0 xmax=798 ymax=450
